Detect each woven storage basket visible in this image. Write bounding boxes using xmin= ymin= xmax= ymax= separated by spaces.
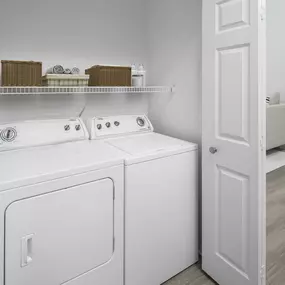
xmin=85 ymin=65 xmax=131 ymax=86
xmin=1 ymin=60 xmax=42 ymax=86
xmin=42 ymin=74 xmax=90 ymax=86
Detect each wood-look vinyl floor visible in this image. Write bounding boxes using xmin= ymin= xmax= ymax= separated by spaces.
xmin=267 ymin=167 xmax=285 ymax=285
xmin=163 ymin=264 xmax=216 ymax=285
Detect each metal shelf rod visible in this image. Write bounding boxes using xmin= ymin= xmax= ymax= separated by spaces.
xmin=0 ymin=86 xmax=174 ymax=96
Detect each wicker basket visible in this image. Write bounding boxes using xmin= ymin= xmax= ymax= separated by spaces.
xmin=85 ymin=65 xmax=131 ymax=87
xmin=1 ymin=60 xmax=42 ymax=86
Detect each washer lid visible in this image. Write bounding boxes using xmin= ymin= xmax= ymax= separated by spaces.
xmin=0 ymin=141 xmax=125 ymax=192
xmin=106 ymin=133 xmax=198 ymax=164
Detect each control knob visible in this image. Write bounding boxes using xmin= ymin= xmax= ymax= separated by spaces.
xmin=64 ymin=125 xmax=70 ymax=131
xmin=137 ymin=117 xmax=145 ymax=127
xmin=0 ymin=128 xmax=17 ymax=142
xmin=75 ymin=124 xmax=81 ymax=131
xmin=106 ymin=122 xmax=111 ymax=128
xmin=97 ymin=124 xmax=102 ymax=130
xmin=114 ymin=121 xmax=120 ymax=127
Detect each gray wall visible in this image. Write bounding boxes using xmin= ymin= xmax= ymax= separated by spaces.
xmin=267 ymin=0 xmax=285 ymax=100
xmin=145 ymin=0 xmax=202 ymax=251
xmin=146 ymin=0 xmax=202 ymax=145
xmin=0 ymin=0 xmax=149 ymax=122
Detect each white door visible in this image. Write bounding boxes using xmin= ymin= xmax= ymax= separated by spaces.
xmin=5 ymin=179 xmax=114 ymax=285
xmin=202 ymin=0 xmax=266 ymax=285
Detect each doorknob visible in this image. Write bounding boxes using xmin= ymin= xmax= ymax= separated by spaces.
xmin=209 ymin=147 xmax=218 ymax=154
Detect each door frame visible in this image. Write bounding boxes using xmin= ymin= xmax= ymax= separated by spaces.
xmin=259 ymin=0 xmax=267 ymax=283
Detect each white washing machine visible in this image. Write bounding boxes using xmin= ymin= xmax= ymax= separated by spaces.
xmin=0 ymin=118 xmax=125 ymax=285
xmin=88 ymin=115 xmax=198 ymax=285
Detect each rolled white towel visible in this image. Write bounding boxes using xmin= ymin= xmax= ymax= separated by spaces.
xmin=46 ymin=65 xmax=64 ymax=74
xmin=64 ymin=68 xmax=72 ymax=74
xmin=46 ymin=67 xmax=54 ymax=74
xmin=71 ymin=67 xmax=80 ymax=74
xmin=53 ymin=65 xmax=64 ymax=74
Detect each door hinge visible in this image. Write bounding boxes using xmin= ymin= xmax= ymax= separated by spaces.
xmin=260 ymin=8 xmax=266 ymax=21
xmin=260 ymin=137 xmax=265 ymax=151
xmin=260 ymin=265 xmax=265 ymax=283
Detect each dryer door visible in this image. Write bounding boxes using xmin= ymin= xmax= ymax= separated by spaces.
xmin=5 ymin=179 xmax=114 ymax=285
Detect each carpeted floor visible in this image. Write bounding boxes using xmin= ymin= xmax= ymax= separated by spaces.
xmin=267 ymin=167 xmax=285 ymax=285
xmin=163 ymin=264 xmax=216 ymax=285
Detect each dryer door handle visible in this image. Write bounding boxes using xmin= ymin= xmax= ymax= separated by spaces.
xmin=21 ymin=234 xmax=34 ymax=267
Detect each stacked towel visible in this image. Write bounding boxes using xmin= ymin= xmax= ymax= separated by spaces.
xmin=46 ymin=66 xmax=80 ymax=75
xmin=71 ymin=67 xmax=80 ymax=74
xmin=47 ymin=65 xmax=65 ymax=74
xmin=64 ymin=68 xmax=72 ymax=74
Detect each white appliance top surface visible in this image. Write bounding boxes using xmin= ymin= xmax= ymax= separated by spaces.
xmin=0 ymin=140 xmax=125 ymax=191
xmin=106 ymin=133 xmax=197 ymax=164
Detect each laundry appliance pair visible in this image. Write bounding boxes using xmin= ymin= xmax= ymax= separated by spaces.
xmin=0 ymin=115 xmax=197 ymax=285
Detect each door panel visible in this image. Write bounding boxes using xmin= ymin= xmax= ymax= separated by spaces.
xmin=5 ymin=179 xmax=114 ymax=285
xmin=202 ymin=0 xmax=266 ymax=284
xmin=217 ymin=0 xmax=250 ymax=32
xmin=217 ymin=44 xmax=249 ymax=143
xmin=216 ymin=167 xmax=249 ymax=276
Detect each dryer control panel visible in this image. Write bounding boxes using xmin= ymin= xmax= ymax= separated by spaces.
xmin=87 ymin=115 xmax=154 ymax=140
xmin=0 ymin=118 xmax=89 ymax=152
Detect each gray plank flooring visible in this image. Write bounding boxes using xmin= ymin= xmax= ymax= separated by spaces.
xmin=267 ymin=167 xmax=285 ymax=285
xmin=163 ymin=264 xmax=216 ymax=285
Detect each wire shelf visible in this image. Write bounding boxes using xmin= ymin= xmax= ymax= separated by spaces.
xmin=0 ymin=86 xmax=174 ymax=95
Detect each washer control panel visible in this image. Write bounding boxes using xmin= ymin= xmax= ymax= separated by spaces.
xmin=88 ymin=115 xmax=153 ymax=139
xmin=0 ymin=118 xmax=88 ymax=152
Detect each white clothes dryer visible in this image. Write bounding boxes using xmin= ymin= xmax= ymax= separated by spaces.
xmin=0 ymin=118 xmax=125 ymax=285
xmin=87 ymin=115 xmax=198 ymax=285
